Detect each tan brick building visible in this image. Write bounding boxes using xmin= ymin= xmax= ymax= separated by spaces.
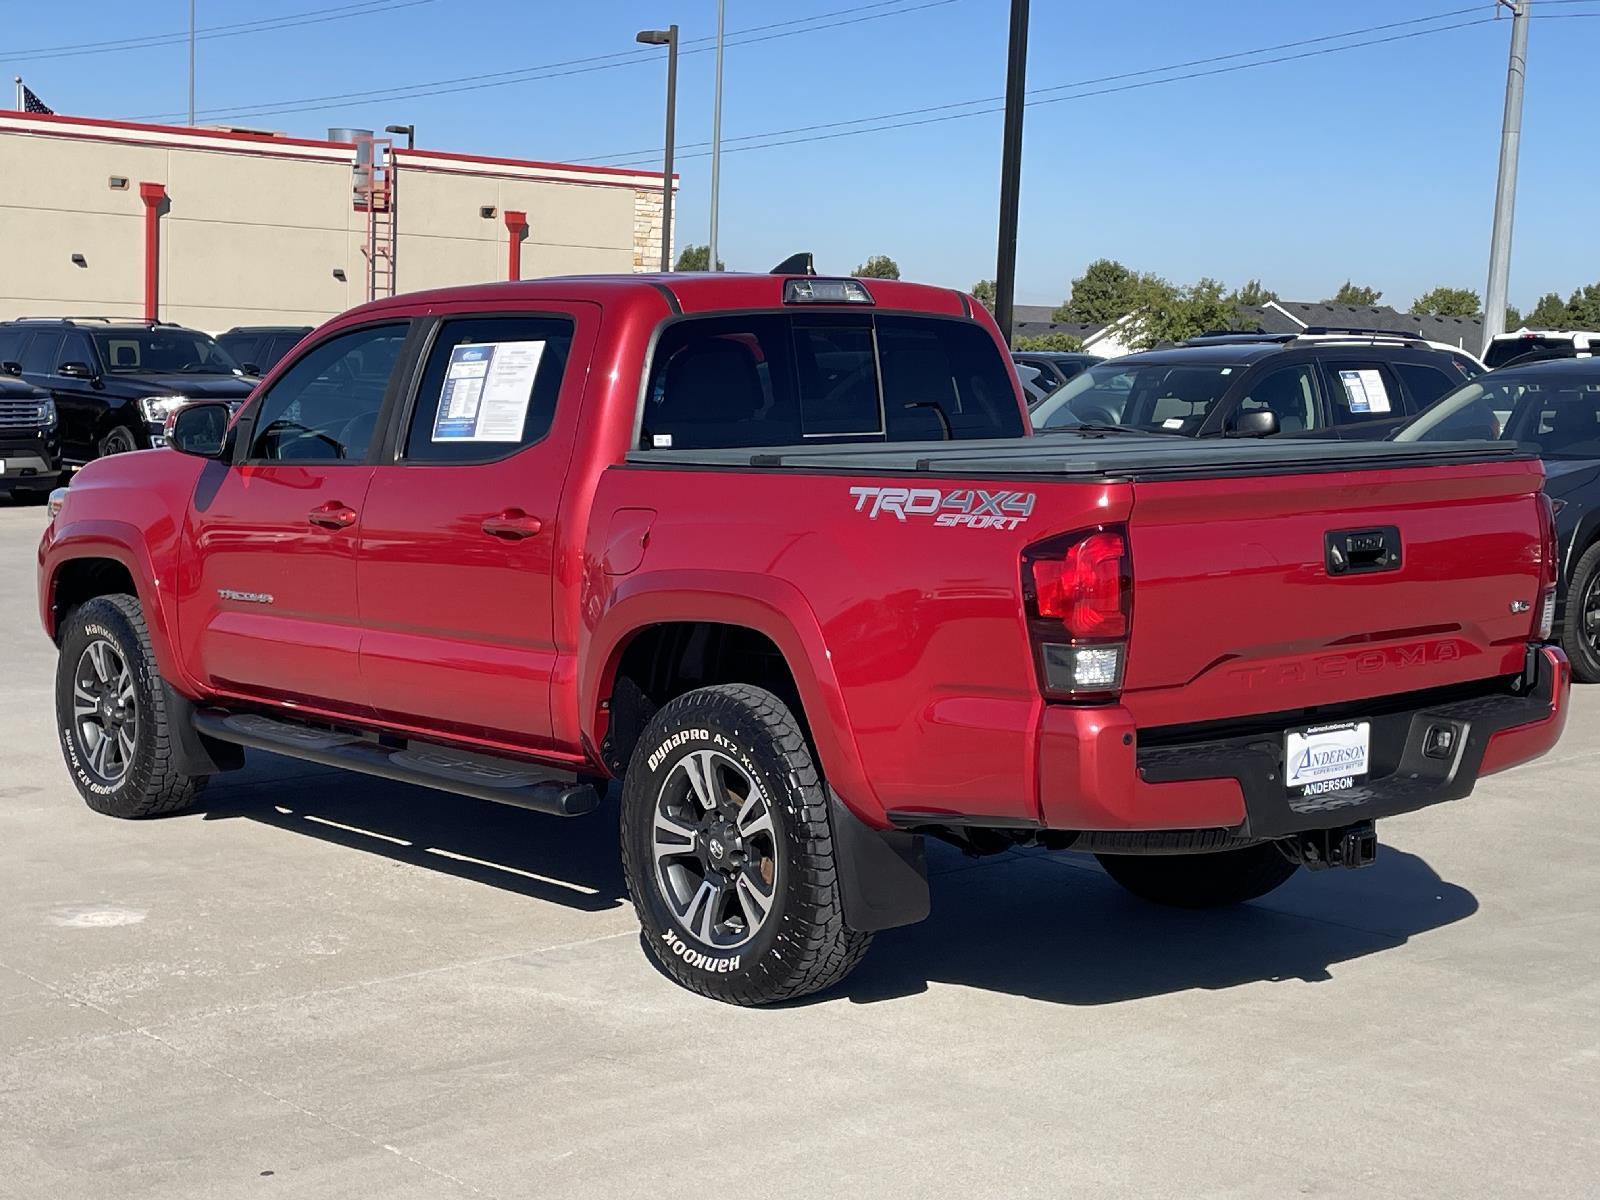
xmin=0 ymin=111 xmax=674 ymax=332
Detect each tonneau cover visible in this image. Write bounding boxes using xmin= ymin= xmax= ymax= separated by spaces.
xmin=625 ymin=434 xmax=1531 ymax=481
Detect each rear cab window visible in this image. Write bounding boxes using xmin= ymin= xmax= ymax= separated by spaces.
xmin=638 ymin=312 xmax=1021 ymax=450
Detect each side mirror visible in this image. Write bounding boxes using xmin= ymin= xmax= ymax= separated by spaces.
xmin=166 ymin=401 xmax=231 ymax=459
xmin=1 ymin=361 xmax=20 ymax=376
xmin=241 ymin=362 xmax=261 ymax=376
xmin=58 ymin=361 xmax=97 ymax=380
xmin=1229 ymin=409 xmax=1280 ymax=438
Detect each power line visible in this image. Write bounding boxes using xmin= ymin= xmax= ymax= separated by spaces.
xmin=1 ymin=0 xmax=436 ymax=65
xmin=594 ymin=12 xmax=1511 ymax=168
xmin=580 ymin=4 xmax=1496 ymax=164
xmin=130 ymin=0 xmax=955 ymax=124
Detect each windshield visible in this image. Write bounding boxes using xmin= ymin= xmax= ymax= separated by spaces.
xmin=92 ymin=329 xmax=242 ymax=375
xmin=1397 ymin=366 xmax=1600 ymax=459
xmin=1031 ymin=359 xmax=1241 ymax=433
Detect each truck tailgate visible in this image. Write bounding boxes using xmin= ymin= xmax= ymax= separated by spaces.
xmin=1121 ymin=459 xmax=1547 ymax=728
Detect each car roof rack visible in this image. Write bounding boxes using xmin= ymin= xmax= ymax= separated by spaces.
xmin=1181 ymin=331 xmax=1294 ymax=346
xmin=1295 ymin=325 xmax=1423 ymax=342
xmin=10 ymin=315 xmax=184 ymax=327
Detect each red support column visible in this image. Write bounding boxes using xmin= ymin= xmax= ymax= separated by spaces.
xmin=139 ymin=182 xmax=168 ymax=321
xmin=503 ymin=210 xmax=528 ymax=281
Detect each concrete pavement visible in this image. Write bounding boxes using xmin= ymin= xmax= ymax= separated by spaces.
xmin=1 ymin=498 xmax=1595 ymax=1198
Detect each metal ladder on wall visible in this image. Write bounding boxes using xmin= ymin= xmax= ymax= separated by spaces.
xmin=356 ymin=135 xmax=396 ymax=303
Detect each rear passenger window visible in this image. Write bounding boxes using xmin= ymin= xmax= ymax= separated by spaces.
xmin=1393 ymin=363 xmax=1460 ymax=411
xmin=640 ymin=313 xmax=1023 ymax=450
xmin=403 ymin=316 xmax=574 ymax=463
xmin=1325 ymin=363 xmax=1402 ymax=425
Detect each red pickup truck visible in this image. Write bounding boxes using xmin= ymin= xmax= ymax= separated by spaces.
xmin=38 ymin=270 xmax=1570 ymax=1005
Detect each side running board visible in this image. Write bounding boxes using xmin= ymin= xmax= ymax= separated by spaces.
xmin=192 ymin=711 xmax=600 ymax=817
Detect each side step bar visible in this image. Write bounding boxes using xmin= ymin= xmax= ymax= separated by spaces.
xmin=192 ymin=711 xmax=600 ymax=817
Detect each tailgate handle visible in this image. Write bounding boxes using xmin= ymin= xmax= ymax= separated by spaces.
xmin=1326 ymin=526 xmax=1401 ymax=575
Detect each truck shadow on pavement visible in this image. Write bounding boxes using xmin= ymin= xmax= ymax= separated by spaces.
xmin=195 ymin=754 xmax=1477 ymax=1007
xmin=196 ymin=755 xmax=628 ymax=913
xmin=823 ymin=842 xmax=1478 ymax=1006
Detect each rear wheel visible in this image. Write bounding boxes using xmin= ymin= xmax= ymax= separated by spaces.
xmin=1559 ymin=541 xmax=1600 ymax=683
xmin=1096 ymin=843 xmax=1299 ymax=908
xmin=55 ymin=594 xmax=204 ymax=818
xmin=620 ymin=684 xmax=871 ymax=1005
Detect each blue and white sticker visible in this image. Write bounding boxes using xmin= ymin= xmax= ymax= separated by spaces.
xmin=1285 ymin=721 xmax=1370 ymax=792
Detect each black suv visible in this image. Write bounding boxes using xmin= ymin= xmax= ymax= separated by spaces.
xmin=0 ymin=317 xmax=254 ymax=464
xmin=1029 ymin=329 xmax=1482 ymax=439
xmin=0 ymin=374 xmax=62 ymax=501
xmin=217 ymin=325 xmax=313 ymax=377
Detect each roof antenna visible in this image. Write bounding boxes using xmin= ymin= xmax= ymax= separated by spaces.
xmin=769 ymin=252 xmax=815 ymax=276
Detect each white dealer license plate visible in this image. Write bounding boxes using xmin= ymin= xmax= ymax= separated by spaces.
xmin=1284 ymin=721 xmax=1370 ymax=797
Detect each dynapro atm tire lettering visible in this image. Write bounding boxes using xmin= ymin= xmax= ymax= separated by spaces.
xmin=850 ymin=486 xmax=1035 ymax=529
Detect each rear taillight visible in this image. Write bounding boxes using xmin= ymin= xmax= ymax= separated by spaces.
xmin=1536 ymin=492 xmax=1558 ymax=640
xmin=1022 ymin=525 xmax=1132 ymax=700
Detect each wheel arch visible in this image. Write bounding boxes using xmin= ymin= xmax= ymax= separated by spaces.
xmin=581 ymin=571 xmax=882 ymax=825
xmin=42 ymin=524 xmax=185 ymax=686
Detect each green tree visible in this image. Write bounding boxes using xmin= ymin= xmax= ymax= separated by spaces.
xmin=1504 ymin=304 xmax=1524 ymax=329
xmin=854 ymin=255 xmax=901 ymax=279
xmin=1227 ymin=279 xmax=1278 ymax=306
xmin=1127 ymin=277 xmax=1244 ymax=351
xmin=1526 ymin=292 xmax=1571 ymax=328
xmin=1411 ymin=286 xmax=1481 ymax=317
xmin=1054 ymin=258 xmax=1151 ymax=324
xmin=1328 ymin=280 xmax=1384 ymax=306
xmin=1012 ymin=332 xmax=1085 ymax=352
xmin=1566 ymin=283 xmax=1600 ymax=328
xmin=675 ymin=243 xmax=724 ymax=271
xmin=970 ymin=278 xmax=997 ymax=313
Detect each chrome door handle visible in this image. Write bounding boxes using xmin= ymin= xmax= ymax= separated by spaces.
xmin=308 ymin=502 xmax=358 ymax=530
xmin=481 ymin=510 xmax=544 ymax=540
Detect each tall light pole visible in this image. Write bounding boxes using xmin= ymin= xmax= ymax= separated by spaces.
xmin=993 ymin=0 xmax=1029 ymax=347
xmin=385 ymin=123 xmax=416 ymax=150
xmin=708 ymin=1 xmax=725 ymax=271
xmin=1482 ymin=0 xmax=1531 ymax=354
xmin=637 ymin=25 xmax=679 ymax=273
xmin=188 ymin=0 xmax=196 ymax=126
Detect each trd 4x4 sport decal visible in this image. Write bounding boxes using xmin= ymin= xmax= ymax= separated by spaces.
xmin=849 ymin=486 xmax=1035 ymax=530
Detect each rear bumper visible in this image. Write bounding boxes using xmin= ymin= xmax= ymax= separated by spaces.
xmin=1038 ymin=645 xmax=1569 ymax=837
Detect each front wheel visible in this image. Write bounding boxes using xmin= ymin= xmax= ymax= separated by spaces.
xmin=619 ymin=684 xmax=871 ymax=1005
xmin=1096 ymin=843 xmax=1299 ymax=908
xmin=98 ymin=426 xmax=139 ymax=457
xmin=1559 ymin=541 xmax=1600 ymax=683
xmin=55 ymin=594 xmax=205 ymax=818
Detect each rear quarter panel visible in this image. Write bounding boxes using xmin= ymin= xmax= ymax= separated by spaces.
xmin=582 ymin=466 xmax=1129 ymax=825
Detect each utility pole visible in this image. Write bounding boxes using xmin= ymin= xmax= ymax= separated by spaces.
xmin=708 ymin=0 xmax=725 ymax=271
xmin=993 ymin=0 xmax=1029 ymax=348
xmin=1482 ymin=0 xmax=1531 ymax=354
xmin=188 ymin=0 xmax=196 ymax=126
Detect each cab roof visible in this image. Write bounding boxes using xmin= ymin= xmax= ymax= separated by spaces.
xmin=345 ymin=272 xmax=975 ymax=322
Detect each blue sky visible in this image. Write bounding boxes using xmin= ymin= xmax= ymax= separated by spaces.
xmin=5 ymin=1 xmax=1595 ymax=310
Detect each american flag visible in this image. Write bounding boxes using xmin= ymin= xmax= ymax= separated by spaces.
xmin=21 ymin=84 xmax=54 ymax=115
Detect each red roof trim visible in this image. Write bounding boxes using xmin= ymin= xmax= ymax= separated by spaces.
xmin=0 ymin=110 xmax=672 ymax=182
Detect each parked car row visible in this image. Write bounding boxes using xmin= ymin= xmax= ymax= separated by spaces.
xmin=37 ymin=268 xmax=1572 ymax=1005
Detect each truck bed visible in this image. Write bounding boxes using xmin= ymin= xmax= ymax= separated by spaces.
xmin=626 ymin=435 xmax=1529 ymax=480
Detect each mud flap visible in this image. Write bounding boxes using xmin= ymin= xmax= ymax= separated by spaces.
xmin=163 ymin=685 xmax=245 ymax=776
xmin=829 ymin=788 xmax=930 ymax=932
